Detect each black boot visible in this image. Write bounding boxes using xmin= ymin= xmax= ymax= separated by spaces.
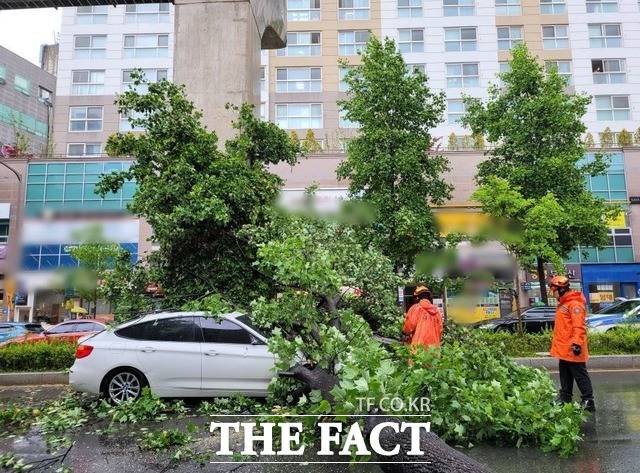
xmin=581 ymin=399 xmax=596 ymax=413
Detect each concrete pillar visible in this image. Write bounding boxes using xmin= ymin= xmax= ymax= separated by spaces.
xmin=173 ymin=0 xmax=285 ymax=144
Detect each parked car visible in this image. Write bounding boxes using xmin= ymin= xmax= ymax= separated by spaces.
xmin=69 ymin=312 xmax=275 ymax=404
xmin=0 ymin=323 xmax=44 ymax=344
xmin=587 ymin=298 xmax=640 ymax=333
xmin=1 ymin=319 xmax=106 ymax=345
xmin=476 ymin=306 xmax=556 ymax=333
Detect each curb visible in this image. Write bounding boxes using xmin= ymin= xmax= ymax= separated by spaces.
xmin=513 ymin=354 xmax=640 ymax=370
xmin=1 ymin=356 xmax=639 ymax=386
xmin=0 ymin=371 xmax=68 ymax=386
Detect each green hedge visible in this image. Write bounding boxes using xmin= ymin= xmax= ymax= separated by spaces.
xmin=0 ymin=341 xmax=76 ymax=372
xmin=476 ymin=327 xmax=640 ymax=357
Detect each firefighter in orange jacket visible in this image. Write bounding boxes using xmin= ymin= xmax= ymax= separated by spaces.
xmin=549 ymin=275 xmax=595 ymax=412
xmin=403 ymin=286 xmax=443 ymax=349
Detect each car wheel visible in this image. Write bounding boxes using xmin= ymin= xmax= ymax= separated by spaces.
xmin=103 ymin=369 xmax=147 ymax=404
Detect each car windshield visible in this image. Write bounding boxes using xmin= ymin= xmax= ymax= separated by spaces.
xmin=236 ymin=315 xmax=270 ymax=338
xmin=596 ymin=300 xmax=640 ymax=315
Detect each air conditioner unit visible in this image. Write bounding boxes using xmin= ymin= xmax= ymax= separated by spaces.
xmin=0 ymin=78 xmax=6 ymax=85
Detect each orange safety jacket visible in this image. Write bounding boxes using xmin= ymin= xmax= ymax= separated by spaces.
xmin=550 ymin=290 xmax=589 ymax=363
xmin=403 ymin=299 xmax=444 ymax=349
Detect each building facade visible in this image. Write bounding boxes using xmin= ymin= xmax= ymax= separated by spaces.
xmin=0 ymin=45 xmax=55 ymax=154
xmin=8 ymin=1 xmax=639 ymax=321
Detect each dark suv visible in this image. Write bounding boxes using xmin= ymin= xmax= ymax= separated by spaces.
xmin=477 ymin=306 xmax=556 ymax=333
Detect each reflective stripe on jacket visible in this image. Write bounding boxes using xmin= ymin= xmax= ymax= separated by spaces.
xmin=403 ymin=299 xmax=443 ymax=349
xmin=550 ymin=290 xmax=589 ymax=362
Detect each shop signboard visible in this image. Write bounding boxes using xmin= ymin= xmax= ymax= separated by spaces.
xmin=629 ymin=196 xmax=640 ymax=205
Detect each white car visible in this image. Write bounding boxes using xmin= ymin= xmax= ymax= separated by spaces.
xmin=69 ymin=311 xmax=276 ymax=404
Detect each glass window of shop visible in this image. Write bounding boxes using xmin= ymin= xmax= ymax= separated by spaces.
xmin=24 ymin=162 xmax=136 ymax=215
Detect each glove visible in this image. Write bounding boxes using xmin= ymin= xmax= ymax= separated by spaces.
xmin=571 ymin=344 xmax=582 ymax=356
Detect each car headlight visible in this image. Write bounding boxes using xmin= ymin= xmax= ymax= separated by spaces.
xmin=588 ymin=321 xmax=602 ymax=328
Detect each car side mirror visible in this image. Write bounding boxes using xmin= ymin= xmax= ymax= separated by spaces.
xmin=250 ymin=337 xmax=260 ymax=345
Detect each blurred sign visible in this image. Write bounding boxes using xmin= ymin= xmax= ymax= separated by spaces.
xmin=629 ymin=196 xmax=640 ymax=205
xmin=13 ymin=292 xmax=27 ymax=306
xmin=435 ymin=211 xmax=489 ymax=235
xmin=606 ymin=210 xmax=626 ymax=229
xmin=590 ymin=292 xmax=614 ymax=303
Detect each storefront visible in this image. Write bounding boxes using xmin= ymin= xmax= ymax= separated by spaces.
xmin=581 ymin=263 xmax=640 ymax=312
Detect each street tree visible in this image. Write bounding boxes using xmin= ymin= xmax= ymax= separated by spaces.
xmin=65 ymin=225 xmax=122 ymax=317
xmin=463 ymin=44 xmax=613 ymax=304
xmin=97 ymin=73 xmax=301 ymax=308
xmin=337 ymin=36 xmax=452 ymax=274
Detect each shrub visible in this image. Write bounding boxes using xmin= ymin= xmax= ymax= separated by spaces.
xmin=583 ymin=132 xmax=595 ymax=148
xmin=447 ymin=132 xmax=458 ymax=150
xmin=617 ymin=128 xmax=632 ymax=147
xmin=600 ymin=127 xmax=614 ymax=148
xmin=634 ymin=127 xmax=640 ymax=146
xmin=473 ymin=133 xmax=485 ymax=150
xmin=474 ymin=326 xmax=640 ymax=357
xmin=0 ymin=341 xmax=76 ymax=372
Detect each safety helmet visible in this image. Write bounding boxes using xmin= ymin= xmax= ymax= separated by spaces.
xmin=548 ymin=275 xmax=570 ymax=290
xmin=413 ymin=285 xmax=431 ymax=297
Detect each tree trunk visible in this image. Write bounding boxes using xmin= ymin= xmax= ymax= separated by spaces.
xmin=536 ymin=257 xmax=548 ymax=305
xmin=364 ymin=414 xmax=493 ymax=473
xmin=287 ymin=363 xmax=493 ymax=473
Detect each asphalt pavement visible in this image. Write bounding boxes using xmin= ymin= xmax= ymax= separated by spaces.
xmin=1 ymin=370 xmax=639 ymax=472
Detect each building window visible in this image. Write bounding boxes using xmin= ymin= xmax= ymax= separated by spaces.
xmin=123 ymin=34 xmax=169 ymax=58
xmin=75 ymin=6 xmax=107 ymax=24
xmin=443 ymin=0 xmax=474 ymax=16
xmin=545 ymin=60 xmax=572 ymax=85
xmin=21 ymin=243 xmax=138 ymax=271
xmin=119 ymin=111 xmax=146 ymax=132
xmin=592 ymin=59 xmax=626 ymax=84
xmin=495 ymin=0 xmax=521 ymax=15
xmin=69 ymin=106 xmax=103 ymax=132
xmin=72 ymin=70 xmax=105 ymax=96
xmin=445 ymin=27 xmax=477 ymax=52
xmin=24 ymin=162 xmax=137 ymax=216
xmin=586 ymin=0 xmax=618 ymax=12
xmin=499 ymin=62 xmax=511 ymax=74
xmin=338 ymin=0 xmax=370 ymax=20
xmin=275 ymin=103 xmax=322 ymax=129
xmin=0 ymin=219 xmax=8 ymax=244
xmin=14 ymin=75 xmax=30 ymax=95
xmin=446 ymin=63 xmax=479 ymax=88
xmin=277 ymin=32 xmax=321 ymax=56
xmin=568 ymin=229 xmax=632 ymax=263
xmin=497 ymin=26 xmax=523 ymax=51
xmin=595 ymin=95 xmax=630 ymax=121
xmin=540 ymin=0 xmax=566 ymax=13
xmin=74 ymin=35 xmax=106 ymax=59
xmin=398 ymin=29 xmax=424 ymax=53
xmin=67 ymin=143 xmax=102 ymax=157
xmin=125 ymin=3 xmax=170 ymax=23
xmin=447 ymin=99 xmax=467 ymax=124
xmin=0 ymin=104 xmax=47 ymax=137
xmin=542 ymin=25 xmax=569 ymax=49
xmin=122 ymin=69 xmax=168 ymax=93
xmin=276 ymin=67 xmax=322 ymax=93
xmin=582 ymin=152 xmax=627 ymax=200
xmin=589 ymin=23 xmax=622 ymax=48
xmin=339 ymin=30 xmax=369 ymax=55
xmin=339 ymin=67 xmax=351 ymax=92
xmin=260 ymin=67 xmax=266 ymax=93
xmin=260 ymin=102 xmax=267 ymax=120
xmin=339 ymin=109 xmax=359 ymax=128
xmin=398 ymin=0 xmax=422 ymax=17
xmin=288 ymin=0 xmax=321 ymax=21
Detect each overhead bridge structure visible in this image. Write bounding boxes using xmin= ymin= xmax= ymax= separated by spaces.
xmin=0 ymin=0 xmax=287 ymax=141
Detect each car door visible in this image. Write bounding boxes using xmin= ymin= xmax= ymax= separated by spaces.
xmin=132 ymin=317 xmax=202 ymax=396
xmin=198 ymin=317 xmax=275 ymax=396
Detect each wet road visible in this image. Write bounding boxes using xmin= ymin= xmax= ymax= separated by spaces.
xmin=1 ymin=370 xmax=639 ymax=472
